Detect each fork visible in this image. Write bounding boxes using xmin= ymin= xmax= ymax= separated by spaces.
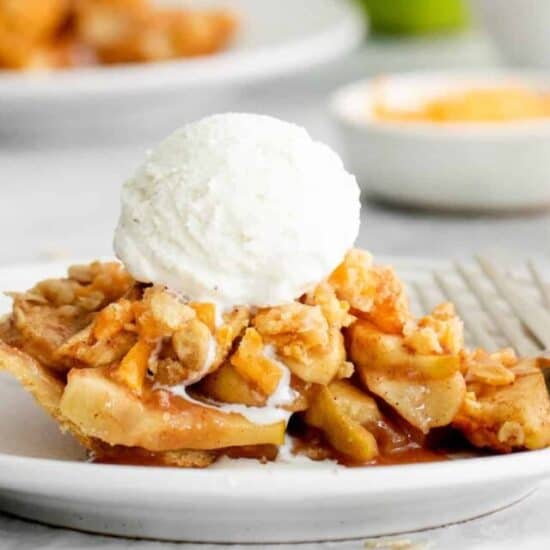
xmin=413 ymin=256 xmax=550 ymax=356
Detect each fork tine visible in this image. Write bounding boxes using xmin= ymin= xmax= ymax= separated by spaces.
xmin=477 ymin=255 xmax=550 ymax=350
xmin=434 ymin=271 xmax=499 ymax=351
xmin=455 ymin=262 xmax=539 ymax=356
xmin=412 ymin=281 xmax=433 ymax=315
xmin=527 ymin=260 xmax=550 ymax=310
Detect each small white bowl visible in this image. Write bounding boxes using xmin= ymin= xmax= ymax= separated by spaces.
xmin=330 ymin=72 xmax=550 ymax=212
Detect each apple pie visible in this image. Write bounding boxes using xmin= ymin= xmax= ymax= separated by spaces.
xmin=1 ymin=250 xmax=549 ymax=467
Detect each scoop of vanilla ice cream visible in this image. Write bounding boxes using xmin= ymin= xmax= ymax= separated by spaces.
xmin=114 ymin=113 xmax=360 ymax=308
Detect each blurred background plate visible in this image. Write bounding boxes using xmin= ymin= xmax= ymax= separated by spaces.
xmin=0 ymin=0 xmax=364 ymax=145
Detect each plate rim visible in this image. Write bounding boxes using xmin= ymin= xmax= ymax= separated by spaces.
xmin=0 ymin=448 xmax=549 ymax=499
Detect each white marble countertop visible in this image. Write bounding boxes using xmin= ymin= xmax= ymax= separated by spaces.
xmin=1 ymin=32 xmax=550 ymax=549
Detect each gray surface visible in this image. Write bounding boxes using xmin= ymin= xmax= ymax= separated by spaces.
xmin=2 ymin=142 xmax=549 ymax=264
xmin=0 ymin=31 xmax=549 ymax=549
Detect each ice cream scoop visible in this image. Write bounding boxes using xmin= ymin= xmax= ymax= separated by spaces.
xmin=114 ymin=113 xmax=360 ymax=308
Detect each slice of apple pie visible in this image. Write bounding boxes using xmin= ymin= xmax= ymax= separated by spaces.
xmin=2 ymin=250 xmax=549 ymax=467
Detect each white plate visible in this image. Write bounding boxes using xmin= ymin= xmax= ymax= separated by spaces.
xmin=0 ymin=0 xmax=363 ymax=143
xmin=0 ymin=258 xmax=549 ymax=543
xmin=330 ymin=71 xmax=550 ymax=212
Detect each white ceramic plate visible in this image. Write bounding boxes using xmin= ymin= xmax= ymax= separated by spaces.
xmin=0 ymin=0 xmax=363 ymax=142
xmin=0 ymin=258 xmax=549 ymax=543
xmin=330 ymin=71 xmax=550 ymax=212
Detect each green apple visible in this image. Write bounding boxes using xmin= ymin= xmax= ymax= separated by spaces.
xmin=357 ymin=0 xmax=469 ymax=35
